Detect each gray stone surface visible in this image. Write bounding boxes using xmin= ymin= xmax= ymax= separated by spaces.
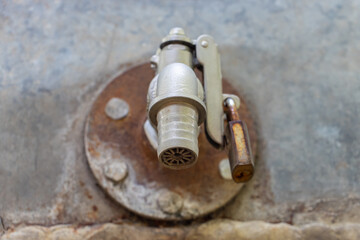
xmin=0 ymin=0 xmax=359 ymax=228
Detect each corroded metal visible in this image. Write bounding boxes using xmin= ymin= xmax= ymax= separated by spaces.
xmin=85 ymin=63 xmax=257 ymax=220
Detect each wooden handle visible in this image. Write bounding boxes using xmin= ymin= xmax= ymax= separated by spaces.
xmin=224 ymin=99 xmax=254 ymax=183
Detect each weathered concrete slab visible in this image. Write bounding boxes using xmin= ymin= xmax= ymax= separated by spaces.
xmin=0 ymin=0 xmax=359 ymax=230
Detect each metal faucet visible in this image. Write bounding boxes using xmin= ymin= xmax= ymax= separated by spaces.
xmin=146 ymin=28 xmax=254 ymax=183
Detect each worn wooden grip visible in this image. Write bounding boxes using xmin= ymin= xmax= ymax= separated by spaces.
xmin=224 ymin=98 xmax=254 ymax=183
xmin=226 ymin=120 xmax=254 ymax=182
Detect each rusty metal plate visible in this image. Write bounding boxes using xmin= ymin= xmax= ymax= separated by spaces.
xmin=84 ymin=63 xmax=257 ymax=220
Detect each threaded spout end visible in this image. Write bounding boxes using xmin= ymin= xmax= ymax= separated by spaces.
xmin=157 ymin=103 xmax=199 ymax=169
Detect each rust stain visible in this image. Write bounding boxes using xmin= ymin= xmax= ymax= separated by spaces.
xmin=85 ymin=189 xmax=93 ymax=200
xmin=233 ymin=124 xmax=247 ymax=160
xmin=87 ymin=146 xmax=100 ymax=158
xmin=55 ymin=202 xmax=65 ymax=221
xmin=79 ymin=181 xmax=85 ymax=187
xmin=87 ymin=206 xmax=98 ymax=221
xmin=87 ymin=212 xmax=97 ymax=221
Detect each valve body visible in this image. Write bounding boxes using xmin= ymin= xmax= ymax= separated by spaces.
xmin=147 ymin=28 xmax=206 ymax=169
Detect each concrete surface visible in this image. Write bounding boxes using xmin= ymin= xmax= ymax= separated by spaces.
xmin=0 ymin=0 xmax=359 ymax=232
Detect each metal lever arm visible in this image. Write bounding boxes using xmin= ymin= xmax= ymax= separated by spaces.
xmin=196 ymin=35 xmax=224 ymax=148
xmin=224 ymin=98 xmax=254 ymax=183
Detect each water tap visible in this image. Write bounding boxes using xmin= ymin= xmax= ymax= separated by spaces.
xmin=146 ymin=28 xmax=254 ymax=183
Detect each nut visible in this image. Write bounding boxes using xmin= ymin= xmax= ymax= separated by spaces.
xmin=105 ymin=98 xmax=129 ymax=120
xmin=157 ymin=191 xmax=183 ymax=214
xmin=104 ymin=161 xmax=128 ymax=182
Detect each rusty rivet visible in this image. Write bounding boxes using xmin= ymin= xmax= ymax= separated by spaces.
xmin=104 ymin=161 xmax=128 ymax=182
xmin=105 ymin=98 xmax=129 ymax=120
xmin=157 ymin=191 xmax=183 ymax=214
xmin=219 ymin=158 xmax=232 ymax=180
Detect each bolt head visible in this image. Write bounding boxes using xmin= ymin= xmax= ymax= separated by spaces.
xmin=157 ymin=191 xmax=183 ymax=214
xmin=104 ymin=161 xmax=128 ymax=182
xmin=105 ymin=98 xmax=129 ymax=120
xmin=201 ymin=40 xmax=209 ymax=48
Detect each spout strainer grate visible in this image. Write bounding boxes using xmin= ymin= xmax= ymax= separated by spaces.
xmin=160 ymin=147 xmax=196 ymax=169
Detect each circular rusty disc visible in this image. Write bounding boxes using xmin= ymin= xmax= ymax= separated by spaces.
xmin=85 ymin=63 xmax=257 ymax=220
